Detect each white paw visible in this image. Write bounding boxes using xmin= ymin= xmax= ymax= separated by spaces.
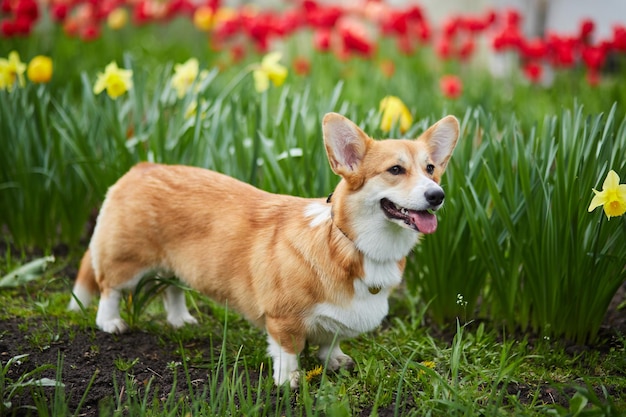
xmin=167 ymin=313 xmax=198 ymax=328
xmin=273 ymin=369 xmax=301 ymax=390
xmin=67 ymin=298 xmax=81 ymax=311
xmin=318 ymin=344 xmax=354 ymax=371
xmin=289 ymin=371 xmax=300 ymax=390
xmin=97 ymin=318 xmax=128 ymax=334
xmin=326 ymin=353 xmax=355 ymax=371
xmin=268 ymin=335 xmax=300 ymax=389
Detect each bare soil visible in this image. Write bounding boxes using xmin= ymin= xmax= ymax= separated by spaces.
xmin=1 ymin=248 xmax=624 ymax=416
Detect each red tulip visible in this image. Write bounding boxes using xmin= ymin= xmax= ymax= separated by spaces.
xmin=579 ymin=19 xmax=594 ymax=42
xmin=15 ymin=0 xmax=39 ymax=20
xmin=303 ymin=1 xmax=341 ymax=28
xmin=492 ymin=26 xmax=523 ymax=51
xmin=0 ymin=19 xmax=15 ymax=36
xmin=458 ymin=38 xmax=475 ymax=60
xmin=521 ymin=38 xmax=546 ymax=60
xmin=13 ymin=15 xmax=33 ymax=34
xmin=51 ymin=3 xmax=69 ymax=21
xmin=132 ymin=1 xmax=151 ymax=24
xmin=581 ymin=45 xmax=606 ymax=70
xmin=396 ymin=34 xmax=414 ymax=55
xmin=504 ymin=9 xmax=521 ymax=27
xmin=379 ymin=59 xmax=395 ymax=78
xmin=439 ymin=75 xmax=463 ymax=99
xmin=415 ymin=20 xmax=430 ymax=41
xmin=313 ymin=28 xmax=331 ymax=52
xmin=230 ymin=44 xmax=245 ymax=63
xmin=0 ymin=0 xmax=11 ymax=13
xmin=586 ymin=69 xmax=601 ymax=86
xmin=436 ymin=37 xmax=453 ymax=59
xmin=80 ymin=23 xmax=100 ymax=41
xmin=523 ymin=61 xmax=542 ymax=83
xmin=383 ymin=10 xmax=408 ymax=35
xmin=292 ymin=56 xmax=311 ymax=76
xmin=340 ymin=25 xmax=373 ymax=57
xmin=611 ymin=25 xmax=626 ymax=51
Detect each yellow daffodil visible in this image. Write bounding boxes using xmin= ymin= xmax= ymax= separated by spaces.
xmin=184 ymin=99 xmax=208 ymax=120
xmin=588 ymin=170 xmax=626 ymax=219
xmin=171 ymin=58 xmax=202 ymax=99
xmin=252 ymin=52 xmax=288 ymax=93
xmin=107 ymin=7 xmax=129 ymax=30
xmin=379 ymin=95 xmax=413 ymax=134
xmin=27 ymin=55 xmax=53 ymax=84
xmin=0 ymin=51 xmax=27 ymax=91
xmin=213 ymin=7 xmax=237 ymax=27
xmin=93 ymin=61 xmax=133 ymax=99
xmin=193 ymin=6 xmax=213 ymax=31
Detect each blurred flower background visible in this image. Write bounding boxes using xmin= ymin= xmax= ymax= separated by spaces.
xmin=1 ymin=0 xmax=625 ymax=344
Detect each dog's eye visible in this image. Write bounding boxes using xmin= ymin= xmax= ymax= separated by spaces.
xmin=426 ymin=164 xmax=435 ymax=175
xmin=387 ymin=165 xmax=406 ymax=175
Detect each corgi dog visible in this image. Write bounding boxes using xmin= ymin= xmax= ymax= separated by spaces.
xmin=68 ymin=112 xmax=459 ymax=389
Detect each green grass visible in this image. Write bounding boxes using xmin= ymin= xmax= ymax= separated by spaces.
xmin=2 ymin=15 xmax=626 ymax=416
xmin=0 ymin=256 xmax=624 ymax=416
xmin=409 ymin=105 xmax=626 ymax=343
xmin=1 ymin=52 xmax=625 ymax=350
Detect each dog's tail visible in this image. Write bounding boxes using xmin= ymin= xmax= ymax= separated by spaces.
xmin=68 ymin=249 xmax=99 ymax=311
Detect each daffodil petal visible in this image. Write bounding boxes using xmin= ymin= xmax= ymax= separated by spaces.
xmin=379 ymin=95 xmax=412 ymax=133
xmin=588 ymin=190 xmax=605 ymax=212
xmin=253 ymin=70 xmax=269 ymax=93
xmin=93 ymin=61 xmax=133 ymax=98
xmin=602 ymin=170 xmax=620 ymax=190
xmin=262 ymin=51 xmax=282 ymax=67
xmin=93 ymin=74 xmax=107 ymax=94
xmin=268 ymin=66 xmax=287 ymax=87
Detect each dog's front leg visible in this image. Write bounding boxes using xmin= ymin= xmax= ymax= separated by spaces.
xmin=266 ymin=318 xmax=306 ymax=389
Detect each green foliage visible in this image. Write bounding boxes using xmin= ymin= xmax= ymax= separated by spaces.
xmin=0 ymin=353 xmax=63 ymax=413
xmin=0 ymin=256 xmax=55 ymax=288
xmin=121 ymin=274 xmax=194 ymax=329
xmin=412 ymin=106 xmax=626 ymax=343
xmin=1 ymin=262 xmax=625 ymax=416
xmin=546 ymin=383 xmax=622 ymax=417
xmin=2 ymin=22 xmax=626 ymax=354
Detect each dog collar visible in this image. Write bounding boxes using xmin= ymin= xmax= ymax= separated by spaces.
xmin=329 ymin=193 xmax=381 ymax=295
xmin=327 ymin=192 xmax=353 ymax=242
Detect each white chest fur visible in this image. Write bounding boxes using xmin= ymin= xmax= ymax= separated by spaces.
xmin=305 ymin=257 xmax=402 ymax=342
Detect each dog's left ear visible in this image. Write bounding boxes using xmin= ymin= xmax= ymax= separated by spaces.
xmin=422 ymin=115 xmax=460 ymax=169
xmin=323 ymin=113 xmax=371 ymax=178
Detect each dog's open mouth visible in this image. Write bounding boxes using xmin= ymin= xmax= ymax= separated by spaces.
xmin=380 ymin=198 xmax=438 ymax=234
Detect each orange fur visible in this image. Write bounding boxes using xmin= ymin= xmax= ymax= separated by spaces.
xmin=69 ymin=112 xmax=459 ymax=388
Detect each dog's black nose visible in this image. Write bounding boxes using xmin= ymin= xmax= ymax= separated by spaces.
xmin=425 ymin=188 xmax=445 ymax=207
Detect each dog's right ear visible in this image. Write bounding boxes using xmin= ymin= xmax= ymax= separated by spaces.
xmin=322 ymin=113 xmax=371 ymax=178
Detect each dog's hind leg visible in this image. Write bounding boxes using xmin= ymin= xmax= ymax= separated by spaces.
xmin=68 ymin=249 xmax=99 ymax=311
xmin=318 ymin=342 xmax=355 ymax=371
xmin=94 ymin=261 xmax=146 ymax=334
xmin=163 ymin=285 xmax=198 ymax=328
xmin=96 ymin=287 xmax=128 ymax=334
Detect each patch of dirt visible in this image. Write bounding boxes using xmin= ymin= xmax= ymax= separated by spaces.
xmin=2 ymin=316 xmax=417 ymax=417
xmin=0 ymin=319 xmax=211 ymax=416
xmin=0 ymin=241 xmax=624 ymax=416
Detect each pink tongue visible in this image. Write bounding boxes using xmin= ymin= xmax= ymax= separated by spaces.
xmin=410 ymin=211 xmax=438 ymax=234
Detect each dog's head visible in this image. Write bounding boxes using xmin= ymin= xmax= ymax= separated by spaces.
xmin=322 ymin=112 xmax=459 ymax=253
